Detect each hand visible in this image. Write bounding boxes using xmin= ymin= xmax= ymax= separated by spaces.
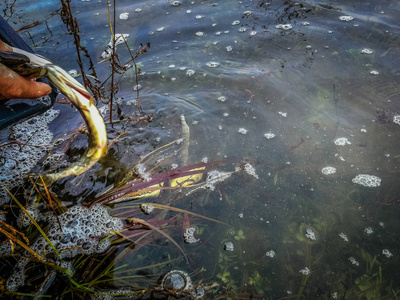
xmin=0 ymin=40 xmax=51 ymax=100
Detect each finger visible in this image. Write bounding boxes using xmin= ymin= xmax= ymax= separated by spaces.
xmin=0 ymin=40 xmax=13 ymax=51
xmin=0 ymin=63 xmax=51 ymax=99
xmin=18 ymin=78 xmax=52 ymax=99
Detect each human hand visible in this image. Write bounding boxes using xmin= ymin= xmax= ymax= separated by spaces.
xmin=0 ymin=40 xmax=51 ymax=100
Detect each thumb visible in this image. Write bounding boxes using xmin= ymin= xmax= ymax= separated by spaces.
xmin=19 ymin=78 xmax=52 ymax=99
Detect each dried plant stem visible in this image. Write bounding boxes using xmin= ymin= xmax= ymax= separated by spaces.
xmin=60 ymin=0 xmax=87 ymax=88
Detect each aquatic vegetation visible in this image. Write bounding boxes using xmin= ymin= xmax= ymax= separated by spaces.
xmin=233 ymin=229 xmax=246 ymax=241
xmin=248 ymin=271 xmax=271 ymax=294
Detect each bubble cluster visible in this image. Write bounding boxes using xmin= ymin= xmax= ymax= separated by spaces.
xmin=266 ymin=250 xmax=275 ymax=258
xmin=364 ymin=227 xmax=373 ymax=235
xmin=275 ymin=24 xmax=292 ymax=30
xmin=183 ymin=227 xmax=199 ymax=244
xmin=339 ymin=16 xmax=354 ymax=21
xmin=299 ymin=267 xmax=310 ymax=275
xmin=361 ymin=48 xmax=373 ymax=54
xmin=160 ymin=270 xmax=204 ymax=299
xmin=0 ymin=109 xmax=59 ymax=205
xmin=264 ymin=132 xmax=276 ymax=139
xmin=348 ymin=256 xmax=359 ymax=266
xmin=238 ymin=128 xmax=248 ymax=134
xmin=206 ymin=61 xmax=220 ymax=68
xmin=393 ymin=115 xmax=400 ymax=125
xmin=339 ymin=232 xmax=349 ymax=242
xmin=321 ymin=166 xmax=336 ymax=175
xmin=223 ymin=241 xmax=234 ymax=251
xmin=101 ymin=34 xmax=129 ymax=59
xmin=305 ymin=228 xmax=316 ymax=241
xmin=119 ymin=12 xmax=129 ymax=20
xmin=244 ymin=163 xmax=259 ymax=179
xmin=19 ymin=204 xmax=124 ymax=259
xmin=382 ymin=249 xmax=393 ymax=258
xmin=334 ymin=137 xmax=351 ymax=146
xmin=352 ymin=174 xmax=381 ymax=187
xmin=204 ymin=170 xmax=231 ymax=190
xmin=140 ymin=204 xmax=155 ymax=214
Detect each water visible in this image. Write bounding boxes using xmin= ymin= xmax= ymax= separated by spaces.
xmin=1 ymin=0 xmax=400 ymax=298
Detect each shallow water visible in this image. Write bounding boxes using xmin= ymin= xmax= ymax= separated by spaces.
xmin=1 ymin=0 xmax=400 ymax=298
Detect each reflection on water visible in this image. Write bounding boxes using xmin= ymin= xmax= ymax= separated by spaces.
xmin=1 ymin=0 xmax=400 ymax=298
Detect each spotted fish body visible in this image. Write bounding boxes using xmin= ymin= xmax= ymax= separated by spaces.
xmin=11 ymin=47 xmax=107 ymax=183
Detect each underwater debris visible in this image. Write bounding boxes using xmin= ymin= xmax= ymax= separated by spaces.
xmin=352 ymin=174 xmax=381 ymax=187
xmin=170 ymin=1 xmax=181 ymax=6
xmin=370 ymin=70 xmax=379 ymax=75
xmin=321 ymin=166 xmax=336 ymax=175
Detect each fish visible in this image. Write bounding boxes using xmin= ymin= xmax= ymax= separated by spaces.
xmin=5 ymin=46 xmax=107 ymax=183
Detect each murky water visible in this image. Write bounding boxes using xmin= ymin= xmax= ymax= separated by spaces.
xmin=1 ymin=0 xmax=400 ymax=298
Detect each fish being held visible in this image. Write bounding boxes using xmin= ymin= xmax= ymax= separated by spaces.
xmin=0 ymin=45 xmax=107 ymax=183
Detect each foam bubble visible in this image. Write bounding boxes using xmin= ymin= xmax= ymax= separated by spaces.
xmin=119 ymin=12 xmax=129 ymax=20
xmin=348 ymin=257 xmax=359 ymax=266
xmin=382 ymin=249 xmax=393 ymax=258
xmin=266 ymin=250 xmax=275 ymax=258
xmin=183 ymin=227 xmax=200 ymax=244
xmin=275 ymin=24 xmax=292 ymax=30
xmin=0 ymin=109 xmax=59 ymax=204
xmin=223 ymin=241 xmax=234 ymax=251
xmin=244 ymin=163 xmax=258 ymax=179
xmin=321 ymin=166 xmax=336 ymax=175
xmin=352 ymin=174 xmax=381 ymax=187
xmin=264 ymin=132 xmax=276 ymax=139
xmin=206 ymin=61 xmax=220 ymax=68
xmin=299 ymin=267 xmax=310 ymax=275
xmin=334 ymin=137 xmax=351 ymax=146
xmin=339 ymin=16 xmax=354 ymax=21
xmin=339 ymin=232 xmax=349 ymax=242
xmin=238 ymin=128 xmax=248 ymax=134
